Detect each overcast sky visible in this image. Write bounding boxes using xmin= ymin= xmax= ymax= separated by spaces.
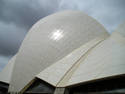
xmin=0 ymin=0 xmax=125 ymax=71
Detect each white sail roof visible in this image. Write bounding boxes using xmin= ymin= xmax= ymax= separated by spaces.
xmin=0 ymin=55 xmax=16 ymax=84
xmin=9 ymin=11 xmax=109 ymax=92
xmin=36 ymin=37 xmax=104 ymax=87
xmin=36 ymin=31 xmax=125 ymax=87
xmin=67 ymin=32 xmax=125 ymax=86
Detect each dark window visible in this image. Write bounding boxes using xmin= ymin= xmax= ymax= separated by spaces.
xmin=25 ymin=78 xmax=55 ymax=94
xmin=0 ymin=81 xmax=9 ymax=94
xmin=69 ymin=75 xmax=125 ymax=94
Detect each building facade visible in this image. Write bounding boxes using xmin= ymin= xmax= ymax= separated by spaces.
xmin=0 ymin=11 xmax=125 ymax=94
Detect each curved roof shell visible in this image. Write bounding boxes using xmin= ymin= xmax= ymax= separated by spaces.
xmin=0 ymin=55 xmax=16 ymax=84
xmin=9 ymin=11 xmax=109 ymax=92
xmin=36 ymin=31 xmax=125 ymax=87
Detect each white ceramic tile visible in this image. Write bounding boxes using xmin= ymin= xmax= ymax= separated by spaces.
xmin=9 ymin=11 xmax=109 ymax=92
xmin=67 ymin=32 xmax=125 ymax=86
xmin=0 ymin=55 xmax=16 ymax=84
xmin=36 ymin=37 xmax=103 ymax=86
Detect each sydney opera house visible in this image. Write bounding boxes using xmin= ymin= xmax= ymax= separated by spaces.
xmin=0 ymin=11 xmax=125 ymax=94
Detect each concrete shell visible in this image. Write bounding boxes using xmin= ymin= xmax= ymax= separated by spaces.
xmin=36 ymin=27 xmax=125 ymax=88
xmin=67 ymin=32 xmax=125 ymax=86
xmin=9 ymin=11 xmax=109 ymax=92
xmin=36 ymin=37 xmax=104 ymax=87
xmin=0 ymin=55 xmax=16 ymax=84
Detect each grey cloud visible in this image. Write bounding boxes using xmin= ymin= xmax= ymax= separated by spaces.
xmin=0 ymin=0 xmax=59 ymax=30
xmin=0 ymin=21 xmax=26 ymax=56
